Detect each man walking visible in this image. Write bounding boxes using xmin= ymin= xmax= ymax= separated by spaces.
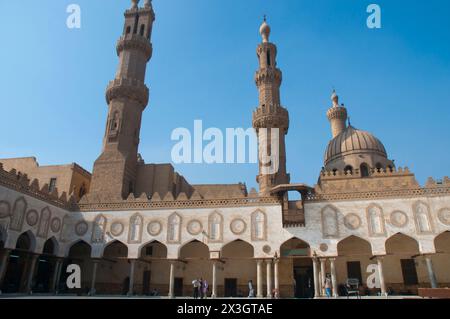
xmin=192 ymin=278 xmax=200 ymax=299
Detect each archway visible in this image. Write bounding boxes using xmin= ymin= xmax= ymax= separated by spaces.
xmin=220 ymin=240 xmax=254 ymax=297
xmin=1 ymin=231 xmax=36 ymax=293
xmin=337 ymin=235 xmax=373 ymax=295
xmin=433 ymin=231 xmax=450 ymax=286
xmin=178 ymin=240 xmax=210 ymax=297
xmin=96 ymin=241 xmax=128 ymax=295
xmin=139 ymin=241 xmax=168 ymax=296
xmin=60 ymin=240 xmax=92 ymax=294
xmin=385 ymin=233 xmax=421 ymax=295
xmin=33 ymin=237 xmax=59 ymax=293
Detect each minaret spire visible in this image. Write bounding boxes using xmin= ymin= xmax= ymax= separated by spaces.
xmin=326 ymin=89 xmax=348 ymax=138
xmin=252 ymin=19 xmax=290 ymax=196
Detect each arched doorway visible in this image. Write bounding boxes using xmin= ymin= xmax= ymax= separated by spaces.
xmin=220 ymin=240 xmax=254 ymax=297
xmin=433 ymin=231 xmax=450 ymax=287
xmin=97 ymin=241 xmax=128 ymax=295
xmin=140 ymin=241 xmax=168 ymax=296
xmin=280 ymin=237 xmax=312 ymax=298
xmin=2 ymin=231 xmax=36 ymax=293
xmin=60 ymin=240 xmax=92 ymax=294
xmin=385 ymin=233 xmax=421 ymax=295
xmin=33 ymin=237 xmax=58 ymax=293
xmin=337 ymin=236 xmax=373 ymax=295
xmin=179 ymin=240 xmax=210 ymax=297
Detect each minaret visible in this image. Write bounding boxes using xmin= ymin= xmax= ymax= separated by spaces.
xmin=326 ymin=90 xmax=348 ymax=138
xmin=252 ymin=18 xmax=290 ymax=196
xmin=89 ymin=0 xmax=155 ymax=201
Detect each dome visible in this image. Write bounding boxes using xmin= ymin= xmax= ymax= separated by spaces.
xmin=324 ymin=125 xmax=387 ymax=165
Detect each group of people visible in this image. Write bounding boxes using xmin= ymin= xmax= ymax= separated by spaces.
xmin=192 ymin=278 xmax=209 ymax=299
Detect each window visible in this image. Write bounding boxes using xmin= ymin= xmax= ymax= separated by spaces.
xmin=344 ymin=165 xmax=353 ymax=175
xmin=140 ymin=24 xmax=145 ymax=36
xmin=267 ymin=50 xmax=271 ymax=66
xmin=49 ymin=178 xmax=57 ymax=192
xmin=126 ymin=26 xmax=131 ymax=34
xmin=145 ymin=246 xmax=153 ymax=256
xmin=375 ymin=163 xmax=382 ymax=172
xmin=401 ymin=259 xmax=418 ymax=285
xmin=360 ymin=163 xmax=370 ymax=178
xmin=346 ymin=261 xmax=362 ymax=285
xmin=79 ymin=183 xmax=86 ymax=199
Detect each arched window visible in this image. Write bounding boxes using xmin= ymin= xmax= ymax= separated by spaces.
xmin=375 ymin=163 xmax=382 ymax=172
xmin=332 ymin=168 xmax=338 ymax=176
xmin=140 ymin=24 xmax=145 ymax=36
xmin=344 ymin=165 xmax=353 ymax=175
xmin=126 ymin=26 xmax=131 ymax=34
xmin=360 ymin=163 xmax=370 ymax=177
xmin=266 ymin=50 xmax=271 ymax=67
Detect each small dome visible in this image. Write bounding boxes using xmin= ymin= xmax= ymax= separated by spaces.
xmin=324 ymin=125 xmax=387 ymax=165
xmin=259 ymin=19 xmax=271 ymax=43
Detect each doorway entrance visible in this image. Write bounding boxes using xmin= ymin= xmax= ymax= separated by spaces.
xmin=174 ymin=277 xmax=183 ymax=297
xmin=142 ymin=270 xmax=151 ymax=295
xmin=224 ymin=278 xmax=237 ymax=297
xmin=294 ymin=266 xmax=314 ymax=298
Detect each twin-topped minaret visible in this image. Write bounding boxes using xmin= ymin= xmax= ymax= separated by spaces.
xmin=89 ymin=0 xmax=155 ymax=201
xmin=252 ymin=18 xmax=290 ymax=196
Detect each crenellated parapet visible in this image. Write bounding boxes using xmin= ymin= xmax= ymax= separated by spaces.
xmin=106 ymin=78 xmax=149 ymax=108
xmin=252 ymin=103 xmax=289 ymax=131
xmin=255 ymin=67 xmax=282 ymax=86
xmin=116 ymin=35 xmax=153 ymax=61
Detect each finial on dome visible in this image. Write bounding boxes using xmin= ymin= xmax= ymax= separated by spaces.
xmin=331 ymin=89 xmax=339 ymax=107
xmin=131 ymin=0 xmax=139 ymax=9
xmin=259 ymin=15 xmax=271 ymax=43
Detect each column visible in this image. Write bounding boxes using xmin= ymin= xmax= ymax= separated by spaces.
xmin=312 ymin=258 xmax=320 ymax=298
xmin=376 ymin=256 xmax=387 ymax=296
xmin=0 ymin=249 xmax=11 ymax=293
xmin=320 ymin=258 xmax=326 ymax=296
xmin=25 ymin=254 xmax=39 ymax=294
xmin=256 ymin=259 xmax=263 ymax=298
xmin=168 ymin=261 xmax=175 ymax=298
xmin=330 ymin=258 xmax=338 ymax=298
xmin=212 ymin=261 xmax=217 ymax=298
xmin=274 ymin=259 xmax=280 ymax=298
xmin=51 ymin=258 xmax=63 ymax=293
xmin=425 ymin=255 xmax=438 ymax=289
xmin=89 ymin=260 xmax=99 ymax=296
xmin=128 ymin=259 xmax=136 ymax=296
xmin=266 ymin=259 xmax=273 ymax=298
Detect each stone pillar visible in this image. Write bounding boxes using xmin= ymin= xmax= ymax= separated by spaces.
xmin=376 ymin=257 xmax=387 ymax=296
xmin=330 ymin=258 xmax=338 ymax=298
xmin=0 ymin=249 xmax=11 ymax=293
xmin=425 ymin=256 xmax=438 ymax=289
xmin=128 ymin=259 xmax=136 ymax=296
xmin=212 ymin=261 xmax=217 ymax=298
xmin=25 ymin=254 xmax=39 ymax=294
xmin=312 ymin=258 xmax=320 ymax=298
xmin=320 ymin=258 xmax=326 ymax=296
xmin=168 ymin=261 xmax=175 ymax=298
xmin=51 ymin=258 xmax=63 ymax=293
xmin=256 ymin=259 xmax=263 ymax=298
xmin=89 ymin=260 xmax=99 ymax=296
xmin=266 ymin=259 xmax=273 ymax=298
xmin=274 ymin=259 xmax=280 ymax=298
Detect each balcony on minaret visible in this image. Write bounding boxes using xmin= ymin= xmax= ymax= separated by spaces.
xmin=252 ymin=104 xmax=289 ymax=132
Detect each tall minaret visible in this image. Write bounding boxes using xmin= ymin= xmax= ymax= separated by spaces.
xmin=326 ymin=90 xmax=348 ymax=138
xmin=89 ymin=0 xmax=155 ymax=201
xmin=252 ymin=18 xmax=290 ymax=196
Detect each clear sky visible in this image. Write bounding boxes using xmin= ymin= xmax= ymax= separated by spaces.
xmin=0 ymin=0 xmax=449 ymax=190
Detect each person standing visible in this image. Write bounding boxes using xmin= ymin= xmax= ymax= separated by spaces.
xmin=248 ymin=280 xmax=255 ymax=298
xmin=192 ymin=278 xmax=200 ymax=299
xmin=199 ymin=278 xmax=204 ymax=299
xmin=202 ymin=279 xmax=209 ymax=299
xmin=324 ymin=274 xmax=332 ymax=298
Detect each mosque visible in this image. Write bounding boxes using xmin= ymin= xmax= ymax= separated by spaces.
xmin=0 ymin=0 xmax=449 ymax=298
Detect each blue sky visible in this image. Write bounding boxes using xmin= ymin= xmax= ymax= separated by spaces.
xmin=0 ymin=0 xmax=449 ymax=190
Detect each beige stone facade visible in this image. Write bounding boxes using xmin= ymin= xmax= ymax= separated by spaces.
xmin=0 ymin=1 xmax=449 ymax=298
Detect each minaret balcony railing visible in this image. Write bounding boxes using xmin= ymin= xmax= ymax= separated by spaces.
xmin=106 ymin=78 xmax=149 ymax=107
xmin=116 ymin=34 xmax=153 ymax=61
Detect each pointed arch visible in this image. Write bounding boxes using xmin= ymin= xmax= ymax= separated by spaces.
xmin=139 ymin=240 xmax=168 ymax=258
xmin=434 ymin=231 xmax=450 ymax=254
xmin=179 ymin=239 xmax=209 ymax=259
xmin=208 ymin=211 xmax=223 ymax=242
xmin=67 ymin=239 xmax=92 ymax=258
xmin=102 ymin=240 xmax=128 ymax=258
xmin=413 ymin=201 xmax=434 ymax=234
xmin=251 ymin=209 xmax=267 ymax=241
xmin=128 ymin=213 xmax=143 ymax=244
xmin=42 ymin=236 xmax=59 ymax=255
xmin=221 ymin=239 xmax=254 ymax=258
xmin=37 ymin=207 xmax=52 ymax=238
xmin=167 ymin=212 xmax=181 ymax=244
xmin=366 ymin=203 xmax=386 ymax=237
xmin=337 ymin=235 xmax=373 ymax=256
xmin=385 ymin=232 xmax=420 ymax=255
xmin=15 ymin=230 xmax=36 ymax=252
xmin=279 ymin=237 xmax=311 ymax=257
xmin=91 ymin=214 xmax=107 ymax=244
xmin=10 ymin=197 xmax=27 ymax=231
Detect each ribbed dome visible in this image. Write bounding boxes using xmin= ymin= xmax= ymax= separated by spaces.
xmin=324 ymin=125 xmax=387 ymax=165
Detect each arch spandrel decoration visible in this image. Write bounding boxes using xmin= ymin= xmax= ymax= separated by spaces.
xmin=37 ymin=207 xmax=52 ymax=238
xmin=91 ymin=214 xmax=107 ymax=244
xmin=128 ymin=213 xmax=143 ymax=244
xmin=10 ymin=197 xmax=27 ymax=231
xmin=321 ymin=205 xmax=339 ymax=239
xmin=413 ymin=201 xmax=434 ymax=235
xmin=366 ymin=204 xmax=386 ymax=237
xmin=251 ymin=210 xmax=267 ymax=241
xmin=167 ymin=212 xmax=181 ymax=244
xmin=208 ymin=211 xmax=223 ymax=243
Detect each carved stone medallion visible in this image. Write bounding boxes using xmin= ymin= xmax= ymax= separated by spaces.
xmin=438 ymin=208 xmax=450 ymax=226
xmin=187 ymin=220 xmax=203 ymax=235
xmin=147 ymin=221 xmax=162 ymax=236
xmin=230 ymin=218 xmax=247 ymax=235
xmin=320 ymin=243 xmax=328 ymax=252
xmin=50 ymin=218 xmax=61 ymax=233
xmin=26 ymin=210 xmax=39 ymax=226
xmin=344 ymin=213 xmax=361 ymax=230
xmin=390 ymin=211 xmax=409 ymax=228
xmin=263 ymin=245 xmax=271 ymax=254
xmin=75 ymin=221 xmax=88 ymax=236
xmin=110 ymin=221 xmax=124 ymax=237
xmin=0 ymin=201 xmax=10 ymax=218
